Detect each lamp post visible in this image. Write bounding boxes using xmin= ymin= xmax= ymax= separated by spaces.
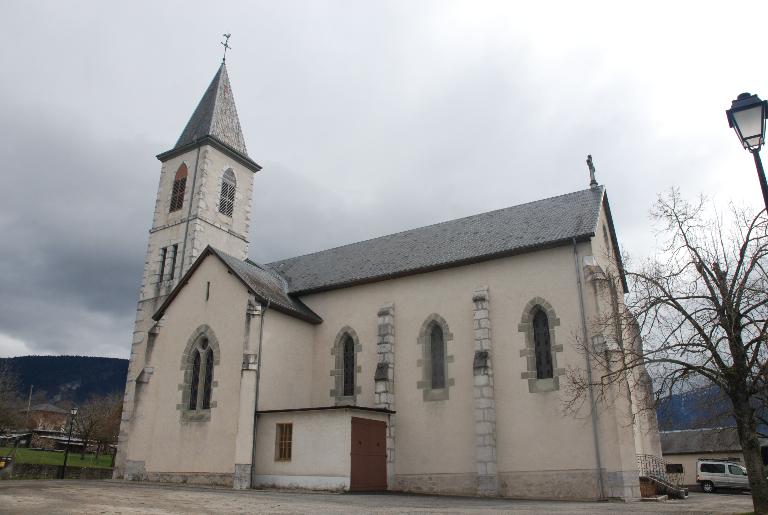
xmin=60 ymin=406 xmax=78 ymax=480
xmin=726 ymin=92 xmax=768 ymax=212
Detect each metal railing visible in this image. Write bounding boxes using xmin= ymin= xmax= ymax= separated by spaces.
xmin=636 ymin=454 xmax=668 ymax=481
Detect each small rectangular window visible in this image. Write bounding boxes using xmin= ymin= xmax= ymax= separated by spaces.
xmin=275 ymin=423 xmax=292 ymax=461
xmin=169 ymin=244 xmax=178 ymax=280
xmin=158 ymin=247 xmax=167 ymax=283
xmin=205 ymin=281 xmax=211 ymax=301
xmin=666 ymin=463 xmax=683 ymax=474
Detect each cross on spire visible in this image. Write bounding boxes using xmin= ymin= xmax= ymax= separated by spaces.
xmin=221 ymin=33 xmax=232 ymax=62
xmin=586 ymin=154 xmax=598 ymax=187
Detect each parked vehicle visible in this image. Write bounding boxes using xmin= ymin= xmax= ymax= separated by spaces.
xmin=696 ymin=458 xmax=750 ymax=493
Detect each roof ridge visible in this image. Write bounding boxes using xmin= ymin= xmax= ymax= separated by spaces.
xmin=267 ymin=186 xmax=604 ymax=266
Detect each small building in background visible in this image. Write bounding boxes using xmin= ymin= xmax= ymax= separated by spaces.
xmin=661 ymin=428 xmax=768 ymax=486
xmin=24 ymin=403 xmax=68 ymax=431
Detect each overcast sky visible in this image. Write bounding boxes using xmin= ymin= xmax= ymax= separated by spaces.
xmin=1 ymin=1 xmax=767 ymax=358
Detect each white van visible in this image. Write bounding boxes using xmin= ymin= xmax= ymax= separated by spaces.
xmin=696 ymin=459 xmax=750 ymax=493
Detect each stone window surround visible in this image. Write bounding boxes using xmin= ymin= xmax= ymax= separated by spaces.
xmin=178 ymin=324 xmax=221 ymax=421
xmin=416 ymin=314 xmax=455 ymax=401
xmin=518 ymin=298 xmax=564 ymax=393
xmin=330 ymin=326 xmax=362 ymax=404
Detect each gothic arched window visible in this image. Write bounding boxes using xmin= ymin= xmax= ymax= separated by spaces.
xmin=331 ymin=327 xmax=360 ymax=404
xmin=533 ymin=309 xmax=553 ymax=379
xmin=170 ymin=164 xmax=187 ymax=212
xmin=188 ymin=338 xmax=215 ymax=411
xmin=429 ymin=324 xmax=446 ymax=389
xmin=342 ymin=336 xmax=355 ymax=397
xmin=417 ymin=314 xmax=454 ymax=401
xmin=219 ymin=168 xmax=236 ymax=217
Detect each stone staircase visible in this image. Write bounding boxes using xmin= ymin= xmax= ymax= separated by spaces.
xmin=637 ymin=454 xmax=689 ymax=499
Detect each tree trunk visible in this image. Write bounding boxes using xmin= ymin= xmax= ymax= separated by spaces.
xmin=733 ymin=395 xmax=768 ymax=514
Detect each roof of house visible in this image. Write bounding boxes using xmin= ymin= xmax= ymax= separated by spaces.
xmin=660 ymin=428 xmax=765 ymax=454
xmin=153 ymin=247 xmax=322 ymax=324
xmin=28 ymin=403 xmax=67 ymax=414
xmin=174 ymin=62 xmax=248 ymax=158
xmin=267 ymin=186 xmax=614 ymax=294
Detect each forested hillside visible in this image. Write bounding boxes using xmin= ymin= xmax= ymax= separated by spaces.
xmin=1 ymin=356 xmax=127 ymax=404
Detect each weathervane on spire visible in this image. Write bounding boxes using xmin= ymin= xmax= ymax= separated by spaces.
xmin=221 ymin=33 xmax=232 ymax=62
xmin=586 ymin=154 xmax=598 ymax=187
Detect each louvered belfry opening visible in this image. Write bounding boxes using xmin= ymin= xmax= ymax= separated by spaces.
xmin=219 ymin=168 xmax=236 ymax=217
xmin=170 ymin=164 xmax=188 ymax=212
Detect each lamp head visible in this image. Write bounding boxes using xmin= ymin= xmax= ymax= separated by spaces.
xmin=727 ymin=92 xmax=768 ymax=151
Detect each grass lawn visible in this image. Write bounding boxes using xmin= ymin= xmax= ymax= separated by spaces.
xmin=0 ymin=447 xmax=113 ymax=469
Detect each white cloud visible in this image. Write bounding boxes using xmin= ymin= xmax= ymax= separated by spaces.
xmin=0 ymin=334 xmax=34 ymax=358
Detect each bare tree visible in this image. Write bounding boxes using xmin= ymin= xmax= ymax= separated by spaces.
xmin=567 ymin=190 xmax=768 ymax=513
xmin=73 ymin=394 xmax=121 ymax=461
xmin=90 ymin=393 xmax=122 ymax=461
xmin=0 ymin=363 xmax=23 ymax=432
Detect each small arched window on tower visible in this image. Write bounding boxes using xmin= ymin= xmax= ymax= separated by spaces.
xmin=169 ymin=164 xmax=187 ymax=212
xmin=219 ymin=169 xmax=236 ymax=217
xmin=188 ymin=338 xmax=215 ymax=410
xmin=533 ymin=308 xmax=553 ymax=379
xmin=342 ymin=335 xmax=355 ymax=397
xmin=430 ymin=324 xmax=446 ymax=389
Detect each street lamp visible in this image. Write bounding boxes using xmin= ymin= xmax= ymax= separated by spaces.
xmin=60 ymin=406 xmax=78 ymax=479
xmin=726 ymin=92 xmax=768 ymax=212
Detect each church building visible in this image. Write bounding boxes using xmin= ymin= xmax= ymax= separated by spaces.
xmin=115 ymin=61 xmax=661 ymax=500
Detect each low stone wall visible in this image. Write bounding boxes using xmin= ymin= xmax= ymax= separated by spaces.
xmin=394 ymin=473 xmax=477 ymax=496
xmin=0 ymin=463 xmax=113 ymax=480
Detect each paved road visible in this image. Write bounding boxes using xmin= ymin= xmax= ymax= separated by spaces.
xmin=0 ymin=480 xmax=755 ymax=514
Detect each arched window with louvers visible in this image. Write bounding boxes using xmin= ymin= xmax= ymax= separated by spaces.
xmin=219 ymin=168 xmax=236 ymax=217
xmin=169 ymin=163 xmax=187 ymax=212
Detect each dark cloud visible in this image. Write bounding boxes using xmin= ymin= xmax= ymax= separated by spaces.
xmin=1 ymin=1 xmax=767 ymax=357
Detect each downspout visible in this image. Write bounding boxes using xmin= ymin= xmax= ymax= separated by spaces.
xmin=179 ymin=144 xmax=201 ymax=275
xmin=249 ymin=299 xmax=270 ymax=488
xmin=572 ymin=237 xmax=606 ymax=499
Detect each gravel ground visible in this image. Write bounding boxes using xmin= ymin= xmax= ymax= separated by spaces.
xmin=0 ymin=480 xmax=756 ymax=514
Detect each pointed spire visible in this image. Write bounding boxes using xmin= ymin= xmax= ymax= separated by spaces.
xmin=174 ymin=62 xmax=248 ymax=157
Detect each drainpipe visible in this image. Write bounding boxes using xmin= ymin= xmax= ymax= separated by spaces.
xmin=572 ymin=237 xmax=606 ymax=499
xmin=249 ymin=299 xmax=270 ymax=488
xmin=179 ymin=144 xmax=201 ymax=276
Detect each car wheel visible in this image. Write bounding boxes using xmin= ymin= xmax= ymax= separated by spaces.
xmin=702 ymin=481 xmax=715 ymax=493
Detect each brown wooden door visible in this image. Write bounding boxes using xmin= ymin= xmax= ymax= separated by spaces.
xmin=349 ymin=417 xmax=387 ymax=491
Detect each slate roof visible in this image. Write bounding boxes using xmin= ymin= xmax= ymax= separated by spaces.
xmin=174 ymin=62 xmax=249 ymax=158
xmin=153 ymin=247 xmax=322 ymax=324
xmin=660 ymin=428 xmax=754 ymax=454
xmin=268 ymin=186 xmax=608 ymax=294
xmin=28 ymin=403 xmax=67 ymax=414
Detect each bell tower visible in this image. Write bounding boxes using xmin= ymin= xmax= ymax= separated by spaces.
xmin=114 ymin=62 xmax=260 ymax=478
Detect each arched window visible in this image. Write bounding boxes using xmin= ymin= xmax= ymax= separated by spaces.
xmin=430 ymin=324 xmax=446 ymax=389
xmin=219 ymin=168 xmax=236 ymax=217
xmin=169 ymin=164 xmax=187 ymax=212
xmin=342 ymin=336 xmax=355 ymax=397
xmin=187 ymin=337 xmax=215 ymax=411
xmin=417 ymin=314 xmax=454 ymax=401
xmin=533 ymin=309 xmax=553 ymax=379
xmin=331 ymin=327 xmax=360 ymax=404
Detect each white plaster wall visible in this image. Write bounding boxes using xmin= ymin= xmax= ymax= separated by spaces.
xmin=257 ymin=310 xmax=316 ymax=411
xmin=128 ymin=256 xmax=250 ymax=475
xmin=253 ymin=410 xmax=389 ymax=484
xmin=298 ymin=240 xmax=638 ymax=480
